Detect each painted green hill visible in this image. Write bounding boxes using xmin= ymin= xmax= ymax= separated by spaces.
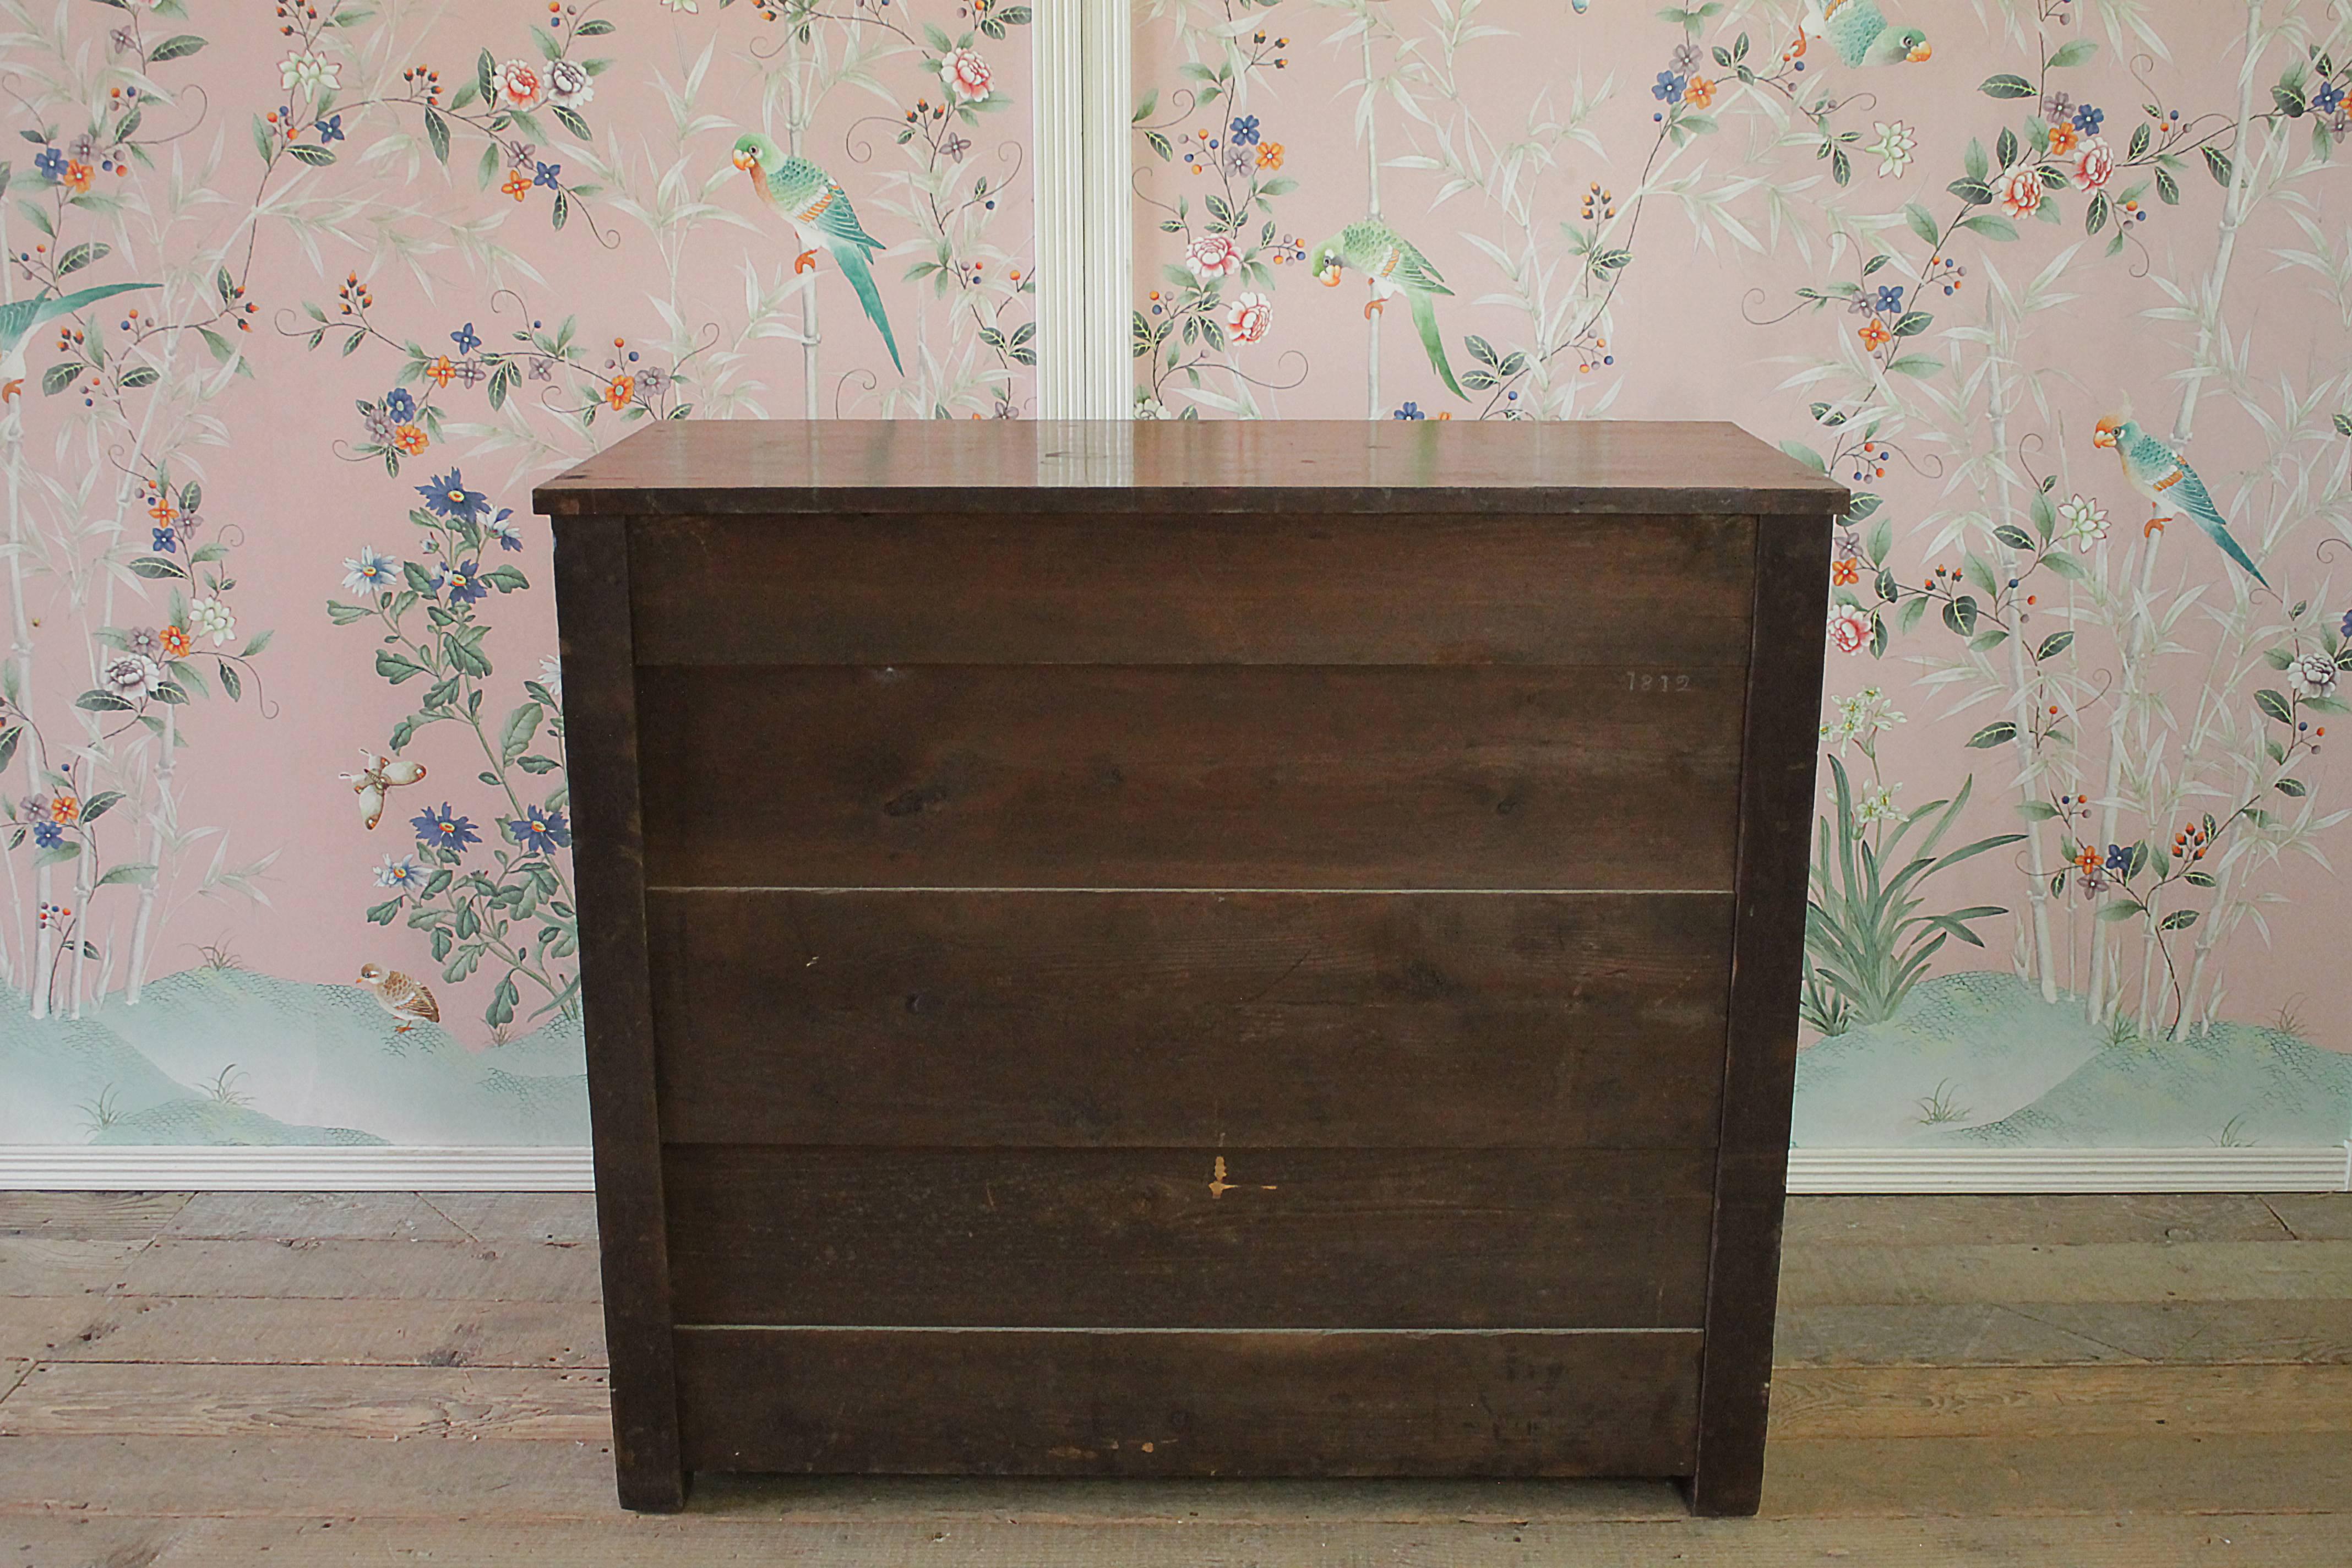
xmin=1794 ymin=970 xmax=2352 ymax=1148
xmin=0 ymin=968 xmax=586 ymax=1146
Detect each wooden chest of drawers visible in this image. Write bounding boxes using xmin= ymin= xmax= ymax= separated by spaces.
xmin=536 ymin=419 xmax=1842 ymax=1516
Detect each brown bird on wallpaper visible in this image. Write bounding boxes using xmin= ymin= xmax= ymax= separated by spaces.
xmin=357 ymin=963 xmax=440 ymax=1033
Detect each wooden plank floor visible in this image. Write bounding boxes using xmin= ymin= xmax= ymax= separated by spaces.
xmin=3 ymin=1190 xmax=2349 ymax=1564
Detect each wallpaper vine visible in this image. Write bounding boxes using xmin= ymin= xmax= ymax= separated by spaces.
xmin=1133 ymin=0 xmax=2352 ymax=1150
xmin=0 ymin=0 xmax=1032 ymax=1146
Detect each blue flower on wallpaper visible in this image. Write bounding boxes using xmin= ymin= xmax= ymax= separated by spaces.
xmin=2319 ymin=81 xmax=2346 ymax=115
xmin=2073 ymin=103 xmax=2104 ymax=134
xmin=384 ymin=387 xmax=416 ymax=422
xmin=31 ymin=819 xmax=62 ymax=849
xmin=1652 ymin=70 xmax=1686 ymax=105
xmin=1876 ymin=285 xmax=1906 ymax=314
xmin=533 ymin=161 xmax=562 ymax=190
xmin=32 ymin=146 xmax=63 ymax=182
xmin=507 ymin=805 xmax=573 ymax=855
xmin=2106 ymin=843 xmax=2132 ymax=874
xmin=418 ymin=469 xmax=490 ymax=522
xmin=151 ymin=526 xmax=176 ymax=553
xmin=316 ymin=113 xmax=345 ymax=143
xmin=488 ymin=509 xmax=524 ymax=551
xmin=412 ymin=804 xmax=481 ymax=854
xmin=451 ymin=322 xmax=482 ymax=355
xmin=1392 ymin=401 xmax=1427 ymax=420
xmin=437 ymin=559 xmax=488 ymax=605
xmin=1229 ymin=115 xmax=1260 ymax=146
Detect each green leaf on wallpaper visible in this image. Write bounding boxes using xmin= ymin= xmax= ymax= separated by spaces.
xmin=2040 ymin=551 xmax=2088 ymax=583
xmin=2278 ymin=777 xmax=2310 ymax=797
xmin=96 ymin=862 xmax=156 ymax=888
xmin=35 ymin=843 xmax=79 ymax=870
xmin=41 ymin=362 xmax=80 ymax=397
xmin=1996 ymin=127 xmax=2018 ymax=170
xmin=2255 ymin=688 xmax=2296 ymax=725
xmin=2335 ymin=412 xmax=2352 ymax=436
xmin=552 ymin=192 xmax=570 ymax=230
xmin=1967 ymin=722 xmax=2017 ymax=749
xmin=1778 ymin=440 xmax=1826 ymax=474
xmin=1946 ymin=178 xmax=1992 ymax=206
xmin=553 ymin=105 xmax=591 ymax=141
xmin=2085 ymin=191 xmax=2110 ymax=235
xmin=2046 ymin=39 xmax=2097 ymax=69
xmin=2019 ymin=801 xmax=2061 ymax=820
xmin=574 ymin=18 xmax=615 ymax=35
xmin=2203 ymin=145 xmax=2234 ymax=187
xmin=1902 ymin=200 xmax=1936 ymax=249
xmin=424 ymin=107 xmax=450 ymax=164
xmin=2156 ymin=168 xmax=2181 ymax=205
xmin=148 ymin=34 xmax=206 ymax=62
xmin=2159 ymin=909 xmax=2200 ymax=931
xmin=2037 ymin=631 xmax=2076 ymax=660
xmin=2098 ymin=900 xmax=2145 ymax=922
xmin=1958 ymin=214 xmax=2018 ymax=241
xmin=2029 ymin=490 xmax=2057 ymax=540
xmin=1963 ymin=138 xmax=1990 ymax=184
xmin=128 ymin=556 xmax=186 ymax=580
xmin=2274 ymin=83 xmax=2307 ymax=119
xmin=56 ymin=241 xmax=106 ymax=274
xmin=1890 ymin=310 xmax=1932 ymax=337
xmin=1994 ymin=524 xmax=2035 ymax=551
xmin=1943 ymin=595 xmax=1980 ymax=636
xmin=375 ymin=650 xmax=430 ymax=684
xmin=2184 ymin=869 xmax=2218 ymax=888
xmin=500 ymin=703 xmax=543 ymax=765
xmin=477 ymin=141 xmax=500 ymax=191
xmin=75 ymin=691 xmax=134 ymax=713
xmin=250 ymin=115 xmax=274 ymax=167
xmin=1963 ymin=554 xmax=1999 ymax=596
xmin=1144 ymin=130 xmax=1172 ymax=161
xmin=476 ymin=48 xmax=496 ymax=105
xmin=1968 ymin=629 xmax=2009 ymax=654
xmin=286 ymin=143 xmax=336 ymax=167
xmin=217 ymin=660 xmax=242 ymax=703
xmin=365 ymin=897 xmax=402 ymax=926
xmin=1980 ymin=73 xmax=2037 ymax=99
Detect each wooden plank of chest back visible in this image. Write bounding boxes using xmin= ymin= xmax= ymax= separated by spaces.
xmin=1685 ymin=509 xmax=1836 ymax=1516
xmin=548 ymin=512 xmax=684 ymax=1512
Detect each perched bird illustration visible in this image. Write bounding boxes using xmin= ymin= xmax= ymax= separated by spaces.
xmin=0 ymin=282 xmax=157 ymax=403
xmin=1792 ymin=0 xmax=1931 ymax=67
xmin=2094 ymin=413 xmax=2268 ymax=587
xmin=731 ymin=133 xmax=902 ymax=373
xmin=1311 ymin=219 xmax=1467 ymax=400
xmin=357 ymin=963 xmax=440 ymax=1033
xmin=338 ymin=750 xmax=429 ymax=831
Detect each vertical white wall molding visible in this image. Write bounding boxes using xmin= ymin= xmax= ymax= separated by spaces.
xmin=1034 ymin=0 xmax=1131 ymax=418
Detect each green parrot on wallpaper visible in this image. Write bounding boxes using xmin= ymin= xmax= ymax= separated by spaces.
xmin=0 ymin=282 xmax=156 ymax=404
xmin=1310 ymin=219 xmax=1466 ymax=400
xmin=1796 ymin=0 xmax=1932 ymax=67
xmin=2094 ymin=413 xmax=2268 ymax=587
xmin=731 ymin=133 xmax=902 ymax=374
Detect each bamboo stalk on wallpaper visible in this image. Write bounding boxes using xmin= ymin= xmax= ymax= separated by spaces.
xmin=2085 ymin=0 xmax=2272 ymax=1030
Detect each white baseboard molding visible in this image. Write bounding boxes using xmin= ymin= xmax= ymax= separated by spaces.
xmin=1787 ymin=1146 xmax=2352 ymax=1194
xmin=2 ymin=1145 xmax=2346 ymax=1194
xmin=0 ymin=1146 xmax=597 ymax=1191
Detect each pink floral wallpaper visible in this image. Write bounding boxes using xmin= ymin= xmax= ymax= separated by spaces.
xmin=0 ymin=0 xmax=1032 ymax=1146
xmin=1132 ymin=0 xmax=2352 ymax=1148
xmin=3 ymin=0 xmax=2350 ymax=1155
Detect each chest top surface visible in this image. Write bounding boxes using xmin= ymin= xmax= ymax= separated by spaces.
xmin=531 ymin=420 xmax=1846 ymax=519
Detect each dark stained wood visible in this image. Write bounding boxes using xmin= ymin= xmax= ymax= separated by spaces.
xmin=662 ymin=1145 xmax=1717 ymax=1330
xmin=672 ymin=1326 xmax=1703 ymax=1477
xmin=647 ymin=889 xmax=1733 ymax=1148
xmin=1685 ymin=510 xmax=1837 ymax=1517
xmin=539 ymin=420 xmax=1842 ymax=1509
xmin=638 ymin=664 xmax=1746 ymax=892
xmin=627 ymin=512 xmax=1757 ymax=668
xmin=548 ymin=515 xmax=685 ymax=1513
xmin=533 ymin=420 xmax=1847 ymax=516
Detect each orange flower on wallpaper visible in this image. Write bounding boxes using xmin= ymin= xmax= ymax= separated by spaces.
xmin=2046 ymin=121 xmax=2079 ymax=156
xmin=424 ymin=356 xmax=456 ymax=387
xmin=502 ymin=170 xmax=530 ymax=201
xmin=1685 ymin=76 xmax=1714 ymax=109
xmin=606 ymin=375 xmax=634 ymax=410
xmin=393 ymin=423 xmax=428 ymax=454
xmin=1859 ymin=319 xmax=1892 ymax=350
xmin=1256 ymin=141 xmax=1283 ymax=169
